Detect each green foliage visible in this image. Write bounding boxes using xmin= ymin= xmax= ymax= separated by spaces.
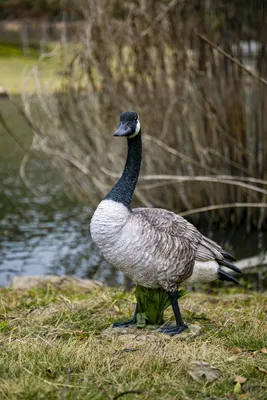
xmin=135 ymin=285 xmax=187 ymax=326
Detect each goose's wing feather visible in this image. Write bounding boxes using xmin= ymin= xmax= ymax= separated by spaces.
xmin=132 ymin=208 xmax=235 ymax=286
xmin=133 ymin=207 xmax=200 ymax=241
xmin=195 ymin=236 xmax=224 ymax=261
xmin=133 ymin=207 xmax=230 ymax=260
xmin=132 ymin=207 xmax=203 ymax=286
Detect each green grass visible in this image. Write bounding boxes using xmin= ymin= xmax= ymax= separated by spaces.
xmin=0 ymin=286 xmax=266 ymax=399
xmin=0 ymin=42 xmax=67 ymax=94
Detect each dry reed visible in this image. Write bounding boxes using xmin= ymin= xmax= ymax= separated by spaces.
xmin=21 ymin=0 xmax=267 ymax=230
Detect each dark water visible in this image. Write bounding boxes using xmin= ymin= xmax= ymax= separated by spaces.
xmin=0 ymin=98 xmax=266 ymax=288
xmin=0 ymin=98 xmax=125 ymax=287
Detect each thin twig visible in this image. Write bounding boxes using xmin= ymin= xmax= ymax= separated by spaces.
xmin=179 ymin=203 xmax=267 ymax=217
xmin=195 ymin=30 xmax=267 ymax=87
xmin=19 ymin=150 xmax=41 ymax=197
xmin=143 ymin=134 xmax=217 ymax=174
xmin=135 ymin=189 xmax=153 ymax=207
xmin=140 ymin=0 xmax=183 ymax=37
xmin=100 ymin=169 xmax=267 ymax=196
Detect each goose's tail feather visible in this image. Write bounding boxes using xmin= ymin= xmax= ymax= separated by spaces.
xmin=218 ymin=268 xmax=239 ymax=285
xmin=195 ymin=236 xmax=242 ymax=284
xmin=220 ymin=251 xmax=237 ymax=262
xmin=217 ymin=259 xmax=242 ymax=274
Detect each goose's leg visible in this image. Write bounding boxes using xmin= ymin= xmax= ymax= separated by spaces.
xmin=113 ymin=304 xmax=138 ymax=328
xmin=159 ymin=291 xmax=188 ymax=336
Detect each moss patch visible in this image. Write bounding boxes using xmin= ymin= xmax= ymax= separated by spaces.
xmin=0 ymin=286 xmax=266 ymax=399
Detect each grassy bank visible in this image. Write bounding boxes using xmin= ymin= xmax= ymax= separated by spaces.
xmin=0 ymin=42 xmax=65 ymax=94
xmin=0 ymin=286 xmax=266 ymax=399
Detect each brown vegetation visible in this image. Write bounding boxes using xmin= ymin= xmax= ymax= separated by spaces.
xmin=20 ymin=0 xmax=267 ymax=230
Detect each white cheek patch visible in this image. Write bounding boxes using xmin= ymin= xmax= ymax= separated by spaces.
xmin=128 ymin=119 xmax=140 ymax=138
xmin=135 ymin=119 xmax=140 ymax=134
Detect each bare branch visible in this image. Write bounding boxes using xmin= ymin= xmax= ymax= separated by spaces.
xmin=180 ymin=203 xmax=267 ymax=217
xmin=195 ymin=30 xmax=267 ymax=87
xmin=101 ymin=168 xmax=267 ymax=195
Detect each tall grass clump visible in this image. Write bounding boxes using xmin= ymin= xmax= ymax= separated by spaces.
xmin=21 ymin=0 xmax=267 ymax=230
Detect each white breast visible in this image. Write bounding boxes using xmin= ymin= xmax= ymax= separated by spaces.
xmin=90 ymin=200 xmax=159 ymax=287
xmin=90 ymin=199 xmax=130 ymax=247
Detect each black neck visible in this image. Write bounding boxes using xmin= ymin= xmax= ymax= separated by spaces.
xmin=105 ymin=131 xmax=142 ymax=208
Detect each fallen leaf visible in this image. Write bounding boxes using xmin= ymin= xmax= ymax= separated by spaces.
xmin=233 ymin=381 xmax=241 ymax=395
xmin=188 ymin=361 xmax=221 ymax=382
xmin=114 ymin=305 xmax=120 ymax=312
xmin=233 ymin=375 xmax=247 ymax=395
xmin=234 ymin=376 xmax=247 ymax=384
xmin=256 ymin=366 xmax=267 ymax=375
xmin=230 ymin=347 xmax=243 ymax=354
xmin=252 ymin=347 xmax=267 ymax=358
xmin=252 ymin=350 xmax=260 ymax=358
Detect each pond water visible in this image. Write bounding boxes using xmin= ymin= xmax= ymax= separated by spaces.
xmin=0 ymin=98 xmax=266 ymax=288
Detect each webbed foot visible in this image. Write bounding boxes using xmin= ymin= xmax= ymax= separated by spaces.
xmin=113 ymin=304 xmax=137 ymax=328
xmin=113 ymin=317 xmax=137 ymax=328
xmin=159 ymin=323 xmax=188 ymax=336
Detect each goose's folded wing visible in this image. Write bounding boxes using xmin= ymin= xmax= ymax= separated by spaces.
xmin=133 ymin=207 xmax=200 ymax=240
xmin=132 ymin=208 xmax=239 ymax=287
xmin=132 ymin=207 xmax=202 ymax=285
xmin=133 ymin=207 xmax=236 ymax=263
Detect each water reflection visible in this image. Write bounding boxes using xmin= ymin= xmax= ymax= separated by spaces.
xmin=0 ymin=163 xmax=101 ymax=286
xmin=0 ymin=98 xmax=117 ymax=286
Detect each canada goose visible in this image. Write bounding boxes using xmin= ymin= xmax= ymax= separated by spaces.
xmin=90 ymin=111 xmax=241 ymax=335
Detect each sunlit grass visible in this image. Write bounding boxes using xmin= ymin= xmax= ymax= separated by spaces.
xmin=0 ymin=286 xmax=266 ymax=399
xmin=0 ymin=42 xmax=69 ymax=94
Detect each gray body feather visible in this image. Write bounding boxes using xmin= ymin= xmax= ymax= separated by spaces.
xmin=90 ymin=199 xmax=228 ymax=291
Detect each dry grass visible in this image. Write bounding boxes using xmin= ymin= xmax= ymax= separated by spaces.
xmin=0 ymin=286 xmax=266 ymax=399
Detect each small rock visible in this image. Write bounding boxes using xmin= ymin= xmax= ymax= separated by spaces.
xmin=12 ymin=275 xmax=103 ymax=292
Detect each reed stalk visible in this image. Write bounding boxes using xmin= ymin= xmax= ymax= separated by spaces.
xmin=20 ymin=0 xmax=267 ymax=230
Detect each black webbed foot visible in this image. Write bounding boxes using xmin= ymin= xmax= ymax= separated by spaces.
xmin=113 ymin=304 xmax=137 ymax=328
xmin=113 ymin=318 xmax=136 ymax=328
xmin=159 ymin=323 xmax=188 ymax=336
xmin=158 ymin=290 xmax=188 ymax=336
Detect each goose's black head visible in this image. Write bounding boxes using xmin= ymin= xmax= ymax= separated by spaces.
xmin=113 ymin=111 xmax=141 ymax=138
